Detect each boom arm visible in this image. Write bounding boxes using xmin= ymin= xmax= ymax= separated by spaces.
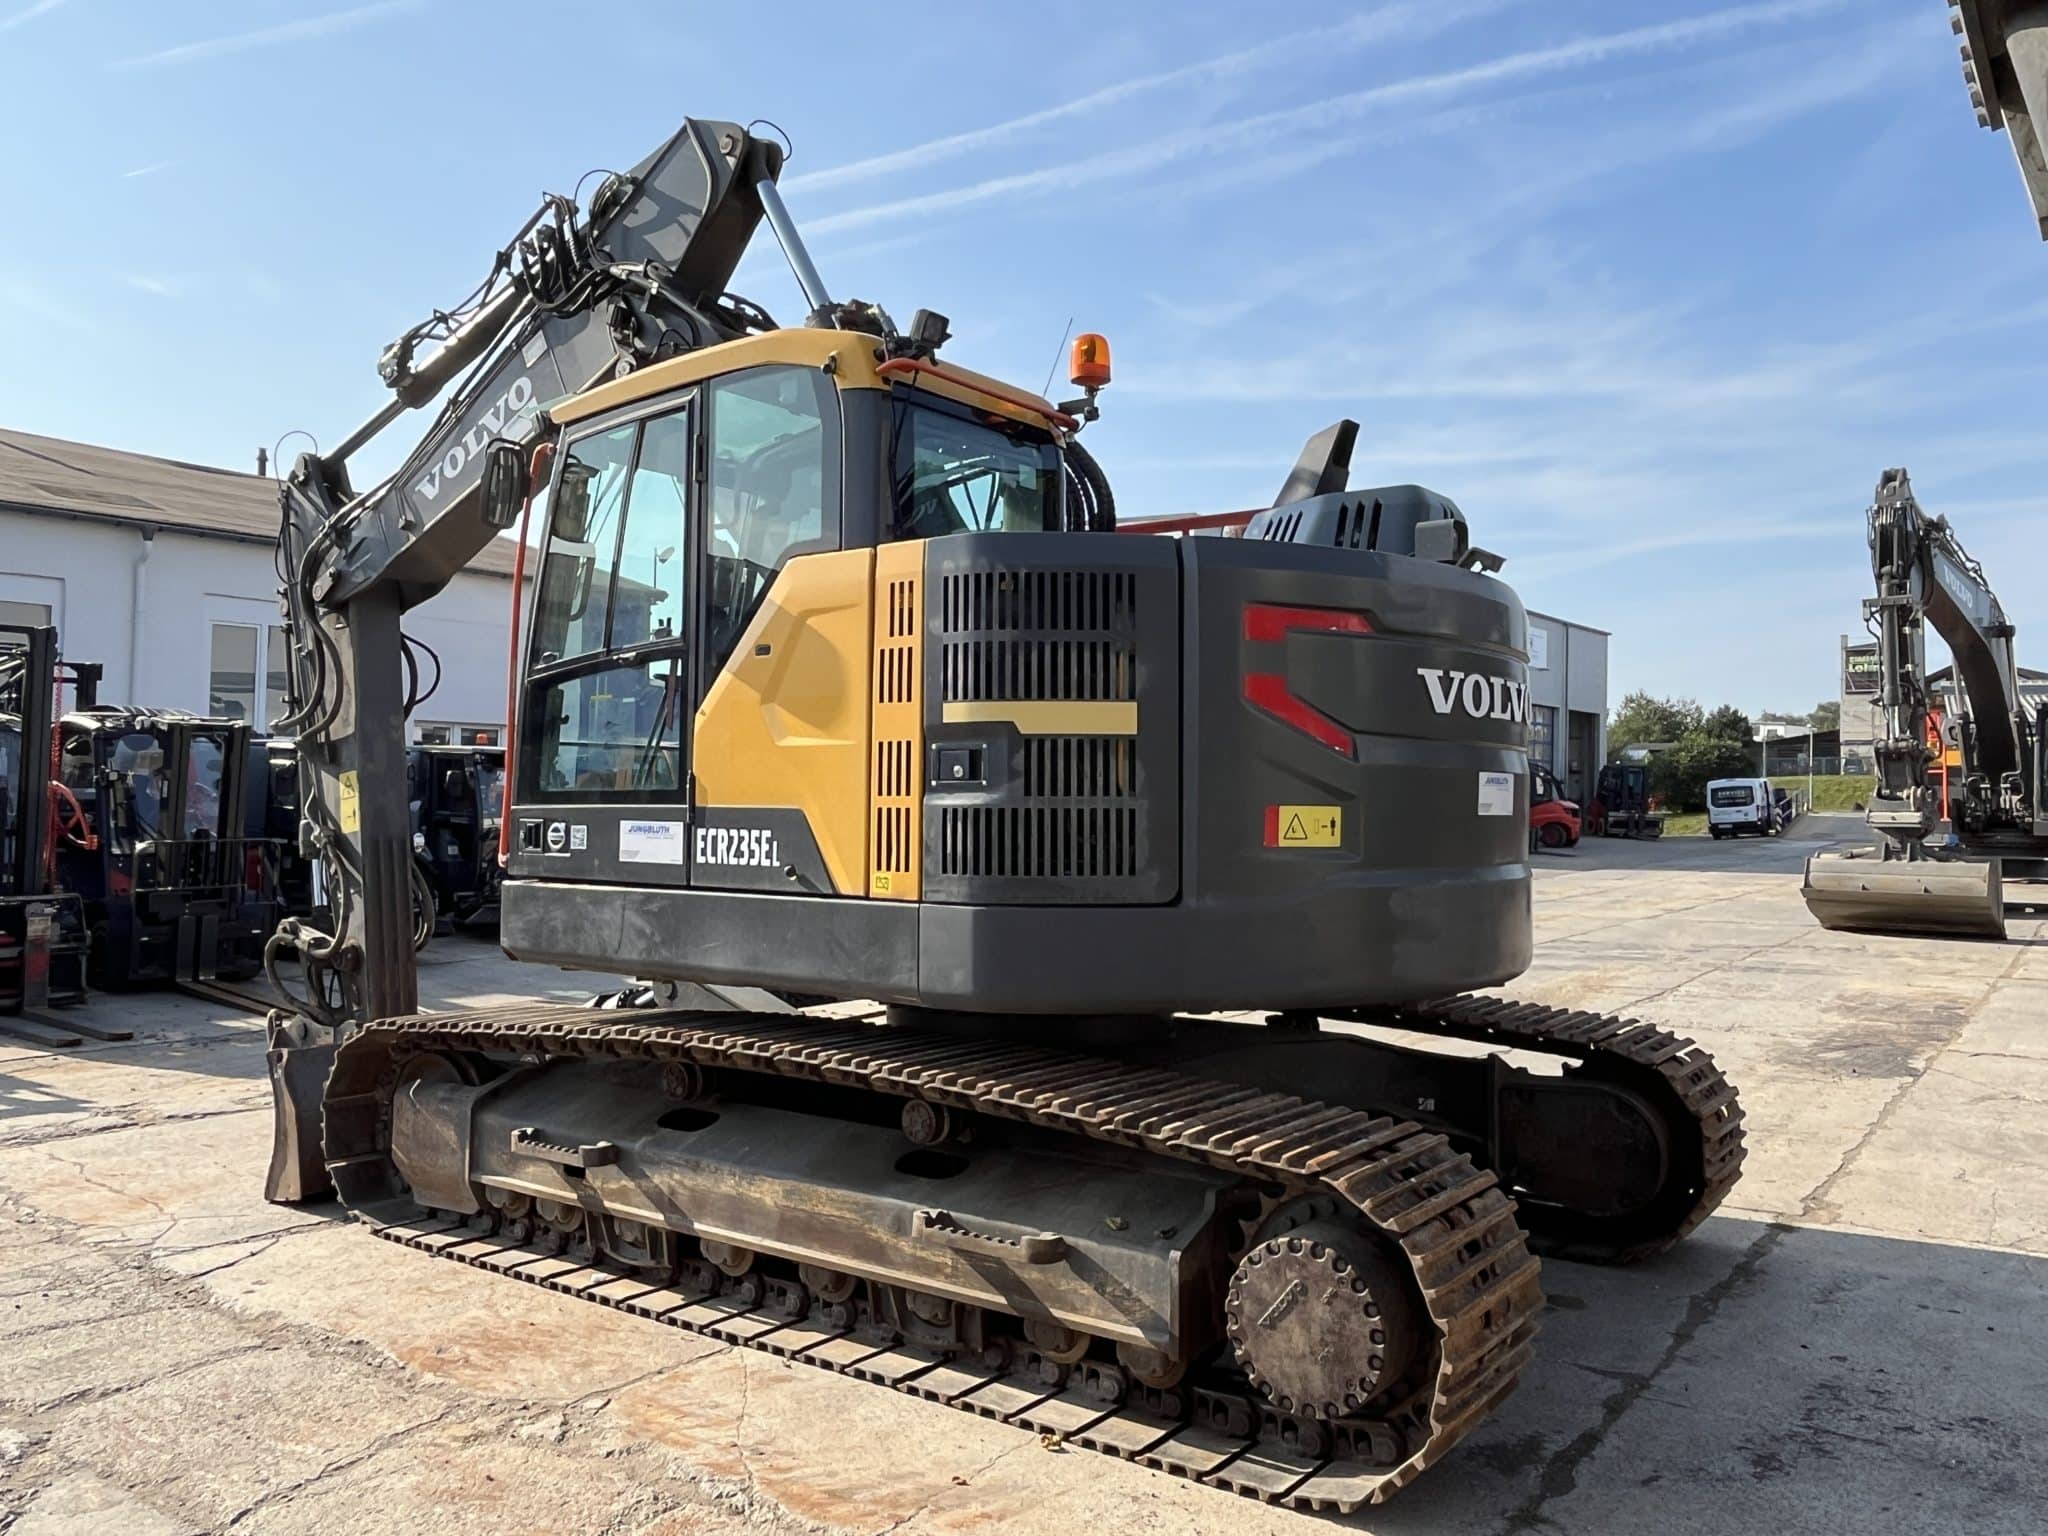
xmin=264 ymin=119 xmax=800 ymax=1199
xmin=1952 ymin=1 xmax=2048 ymax=239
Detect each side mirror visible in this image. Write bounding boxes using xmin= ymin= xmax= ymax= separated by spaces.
xmin=479 ymin=439 xmax=528 ymax=530
xmin=553 ymin=461 xmax=596 ymax=544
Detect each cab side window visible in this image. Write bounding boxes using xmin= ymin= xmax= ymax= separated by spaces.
xmin=525 ymin=402 xmax=694 ymax=802
xmin=701 ymin=366 xmax=839 ymax=693
xmin=529 ymin=423 xmax=637 ymax=665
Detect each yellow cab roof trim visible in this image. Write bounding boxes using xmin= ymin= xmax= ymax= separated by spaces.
xmin=548 ymin=327 xmax=1069 ymax=436
xmin=550 ymin=329 xmax=884 ymax=424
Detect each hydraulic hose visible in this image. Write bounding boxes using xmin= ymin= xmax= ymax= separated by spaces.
xmin=1063 ymin=437 xmax=1116 ymax=533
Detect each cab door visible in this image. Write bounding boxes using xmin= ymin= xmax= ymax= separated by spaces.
xmin=512 ymin=397 xmax=697 ymax=887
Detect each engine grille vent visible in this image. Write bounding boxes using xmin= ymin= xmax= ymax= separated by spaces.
xmin=878 ymin=577 xmax=917 ymax=705
xmin=940 ymin=568 xmax=1136 ymax=633
xmin=936 ymin=805 xmax=1140 ymax=881
xmin=874 ymin=739 xmax=914 ymax=877
xmin=870 ymin=565 xmax=921 ymax=895
xmin=1022 ymin=736 xmax=1133 ymax=800
xmin=925 ymin=546 xmax=1173 ymax=904
xmin=1331 ymin=497 xmax=1383 ymax=550
xmin=942 ymin=639 xmax=1132 ymax=703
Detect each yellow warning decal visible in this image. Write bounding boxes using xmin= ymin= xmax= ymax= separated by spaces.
xmin=1265 ymin=804 xmax=1341 ymax=848
xmin=338 ymin=770 xmax=361 ymax=836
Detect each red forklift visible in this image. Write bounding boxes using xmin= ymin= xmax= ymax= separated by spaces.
xmin=1 ymin=623 xmax=93 ymax=1038
xmin=1587 ymin=761 xmax=1667 ymax=839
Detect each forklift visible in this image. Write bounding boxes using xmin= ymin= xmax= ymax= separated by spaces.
xmin=408 ymin=743 xmax=503 ymax=931
xmin=1588 ymin=761 xmax=1667 ymax=839
xmin=53 ymin=699 xmax=270 ymax=988
xmin=0 ymin=623 xmax=89 ymax=1021
xmin=243 ymin=735 xmax=320 ymax=927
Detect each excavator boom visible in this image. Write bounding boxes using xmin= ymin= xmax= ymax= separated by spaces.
xmin=264 ymin=119 xmax=790 ymax=1196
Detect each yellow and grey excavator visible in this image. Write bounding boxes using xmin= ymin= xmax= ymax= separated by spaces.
xmin=1802 ymin=470 xmax=2047 ymax=938
xmin=261 ymin=118 xmax=1743 ymax=1510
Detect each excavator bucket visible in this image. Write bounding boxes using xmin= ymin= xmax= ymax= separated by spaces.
xmin=1802 ymin=850 xmax=2006 ymax=939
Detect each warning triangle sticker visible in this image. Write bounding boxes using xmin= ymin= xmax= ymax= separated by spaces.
xmin=1282 ymin=813 xmax=1309 ymax=841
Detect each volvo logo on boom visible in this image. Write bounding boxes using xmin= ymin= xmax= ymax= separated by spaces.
xmin=1417 ymin=666 xmax=1527 ymax=723
xmin=412 ymin=376 xmax=537 ymax=503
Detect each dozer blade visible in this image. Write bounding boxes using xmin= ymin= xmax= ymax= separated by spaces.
xmin=1802 ymin=850 xmax=2006 ymax=939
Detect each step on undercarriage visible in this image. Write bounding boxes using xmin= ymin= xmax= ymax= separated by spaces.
xmin=320 ymin=997 xmax=1742 ymax=1511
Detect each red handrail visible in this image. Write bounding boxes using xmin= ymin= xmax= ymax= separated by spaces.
xmin=1116 ymin=508 xmax=1260 ymax=536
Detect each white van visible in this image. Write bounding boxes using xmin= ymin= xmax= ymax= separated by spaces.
xmin=1706 ymin=777 xmax=1778 ymax=838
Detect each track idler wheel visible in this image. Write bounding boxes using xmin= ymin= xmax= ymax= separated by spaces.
xmin=1225 ymin=1219 xmax=1419 ymax=1419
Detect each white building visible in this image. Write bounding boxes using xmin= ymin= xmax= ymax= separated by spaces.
xmin=1524 ymin=609 xmax=1609 ymax=806
xmin=0 ymin=427 xmax=523 ymax=744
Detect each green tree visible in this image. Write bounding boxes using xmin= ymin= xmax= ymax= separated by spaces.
xmin=1608 ymin=692 xmax=1702 ymax=757
xmin=1651 ymin=733 xmax=1760 ymax=812
xmin=1701 ymin=705 xmax=1753 ymax=743
xmin=1809 ymin=700 xmax=1841 ymax=731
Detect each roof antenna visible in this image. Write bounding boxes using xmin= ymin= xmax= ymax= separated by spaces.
xmin=1040 ymin=316 xmax=1075 ymax=398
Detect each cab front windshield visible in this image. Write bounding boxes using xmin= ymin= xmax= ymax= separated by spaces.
xmin=892 ymin=403 xmax=1057 ymax=539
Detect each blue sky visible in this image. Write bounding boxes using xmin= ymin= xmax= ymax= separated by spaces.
xmin=2 ymin=0 xmax=2042 ymax=716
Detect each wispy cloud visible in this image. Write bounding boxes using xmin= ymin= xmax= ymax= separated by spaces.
xmin=1120 ymin=21 xmax=1922 ymax=408
xmin=121 ymin=160 xmax=175 ymax=180
xmin=786 ymin=0 xmax=1512 ymax=197
xmin=121 ymin=273 xmax=179 ymax=298
xmin=0 ymin=271 xmax=93 ymax=330
xmin=108 ymin=0 xmax=419 ymax=71
xmin=0 ymin=0 xmax=70 ymax=32
xmin=808 ymin=0 xmax=1850 ymax=237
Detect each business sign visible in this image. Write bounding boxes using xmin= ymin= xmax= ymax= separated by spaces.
xmin=1842 ymin=642 xmax=1880 ymax=695
xmin=1528 ymin=625 xmax=1549 ymax=670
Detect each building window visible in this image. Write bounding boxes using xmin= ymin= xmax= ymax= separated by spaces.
xmin=417 ymin=722 xmax=501 ymax=747
xmin=209 ymin=623 xmax=259 ymax=723
xmin=267 ymin=624 xmax=289 ymax=715
xmin=1530 ymin=704 xmax=1558 ymax=773
xmin=0 ymin=599 xmax=52 ymax=638
xmin=208 ymin=621 xmax=296 ymax=727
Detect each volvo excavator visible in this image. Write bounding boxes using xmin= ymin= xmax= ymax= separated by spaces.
xmin=260 ymin=117 xmax=1743 ymax=1510
xmin=1802 ymin=470 xmax=2046 ymax=939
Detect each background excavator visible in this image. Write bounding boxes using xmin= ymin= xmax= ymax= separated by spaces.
xmin=1803 ymin=470 xmax=2047 ymax=938
xmin=258 ymin=116 xmax=1743 ymax=1510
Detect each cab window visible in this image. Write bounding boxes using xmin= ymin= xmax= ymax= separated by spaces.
xmin=701 ymin=365 xmax=839 ymax=690
xmin=529 ymin=422 xmax=637 ymax=664
xmin=892 ymin=401 xmax=1055 ymax=539
xmin=523 ymin=399 xmax=696 ymax=804
xmin=530 ymin=657 xmax=685 ymax=796
xmin=610 ymin=411 xmax=690 ymax=650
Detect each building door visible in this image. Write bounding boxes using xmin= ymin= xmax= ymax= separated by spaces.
xmin=1567 ymin=711 xmax=1598 ymax=805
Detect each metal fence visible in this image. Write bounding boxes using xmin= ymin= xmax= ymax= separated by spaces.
xmin=1760 ymin=750 xmax=1856 ymax=776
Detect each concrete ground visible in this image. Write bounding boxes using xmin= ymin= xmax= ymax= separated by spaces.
xmin=2 ymin=811 xmax=2044 ymax=1534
